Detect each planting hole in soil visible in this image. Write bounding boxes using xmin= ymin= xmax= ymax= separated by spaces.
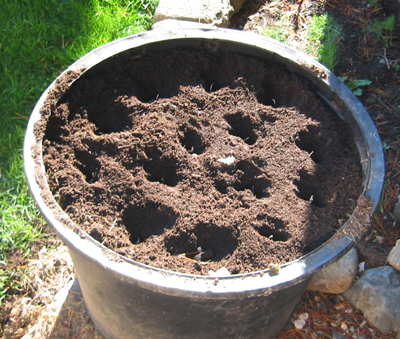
xmin=36 ymin=47 xmax=364 ymax=276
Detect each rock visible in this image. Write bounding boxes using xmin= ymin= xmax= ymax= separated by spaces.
xmin=388 ymin=239 xmax=400 ymax=270
xmin=152 ymin=19 xmax=213 ymax=30
xmin=297 ymin=312 xmax=309 ymax=321
xmin=153 ymin=0 xmax=234 ymax=28
xmin=344 ymin=266 xmax=400 ymax=333
xmin=293 ymin=312 xmax=309 ymax=329
xmin=294 ymin=319 xmax=306 ymax=329
xmin=306 ymin=248 xmax=358 ymax=294
xmin=316 ymin=301 xmax=327 ymax=311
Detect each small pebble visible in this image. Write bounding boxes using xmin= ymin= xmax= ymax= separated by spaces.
xmin=359 ymin=320 xmax=367 ymax=329
xmin=340 ymin=323 xmax=348 ymax=331
xmin=294 ymin=319 xmax=306 ymax=329
xmin=335 ymin=304 xmax=345 ymax=311
xmin=297 ymin=312 xmax=309 ymax=321
xmin=358 ymin=261 xmax=366 ymax=273
xmin=344 ymin=314 xmax=353 ymax=322
xmin=334 ymin=314 xmax=343 ymax=322
xmin=332 ymin=331 xmax=345 ymax=339
xmin=268 ymin=263 xmax=280 ymax=275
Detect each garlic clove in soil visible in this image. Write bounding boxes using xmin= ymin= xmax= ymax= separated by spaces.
xmin=217 ymin=155 xmax=235 ymax=165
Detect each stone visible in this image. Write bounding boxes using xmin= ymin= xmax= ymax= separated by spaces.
xmin=294 ymin=319 xmax=306 ymax=329
xmin=388 ymin=239 xmax=400 ymax=270
xmin=306 ymin=248 xmax=358 ymax=294
xmin=153 ymin=0 xmax=234 ymax=28
xmin=297 ymin=312 xmax=309 ymax=321
xmin=344 ymin=266 xmax=400 ymax=333
xmin=152 ymin=19 xmax=213 ymax=31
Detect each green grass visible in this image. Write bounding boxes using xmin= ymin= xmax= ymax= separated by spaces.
xmin=364 ymin=14 xmax=396 ymax=48
xmin=261 ymin=12 xmax=342 ymax=72
xmin=261 ymin=16 xmax=290 ymax=43
xmin=0 ymin=0 xmax=157 ymax=302
xmin=306 ymin=13 xmax=342 ymax=71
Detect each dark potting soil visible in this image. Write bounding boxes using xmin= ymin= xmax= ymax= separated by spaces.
xmin=37 ymin=47 xmax=364 ymax=275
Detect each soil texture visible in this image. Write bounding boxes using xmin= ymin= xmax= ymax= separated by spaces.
xmin=38 ymin=47 xmax=363 ymax=275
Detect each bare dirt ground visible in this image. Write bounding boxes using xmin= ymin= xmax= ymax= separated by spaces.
xmin=1 ymin=0 xmax=400 ymax=338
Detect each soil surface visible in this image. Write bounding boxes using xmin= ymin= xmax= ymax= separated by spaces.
xmin=38 ymin=48 xmax=363 ymax=275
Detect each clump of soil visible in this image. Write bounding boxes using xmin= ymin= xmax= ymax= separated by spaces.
xmin=38 ymin=47 xmax=363 ymax=275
